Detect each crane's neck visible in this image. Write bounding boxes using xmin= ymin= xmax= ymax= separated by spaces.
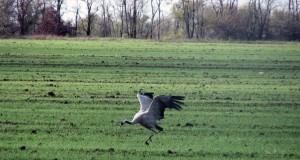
xmin=123 ymin=120 xmax=132 ymax=124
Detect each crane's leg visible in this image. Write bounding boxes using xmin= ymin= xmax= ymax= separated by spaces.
xmin=145 ymin=129 xmax=161 ymax=145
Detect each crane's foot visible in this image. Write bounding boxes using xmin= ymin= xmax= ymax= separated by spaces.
xmin=145 ymin=137 xmax=152 ymax=145
xmin=145 ymin=130 xmax=159 ymax=145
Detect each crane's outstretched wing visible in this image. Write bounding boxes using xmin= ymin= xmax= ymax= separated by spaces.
xmin=147 ymin=95 xmax=185 ymax=120
xmin=137 ymin=92 xmax=154 ymax=112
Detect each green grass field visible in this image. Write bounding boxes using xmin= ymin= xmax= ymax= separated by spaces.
xmin=0 ymin=39 xmax=299 ymax=159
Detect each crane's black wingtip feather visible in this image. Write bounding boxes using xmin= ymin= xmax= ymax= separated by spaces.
xmin=170 ymin=95 xmax=185 ymax=110
xmin=173 ymin=100 xmax=185 ymax=105
xmin=171 ymin=96 xmax=185 ymax=100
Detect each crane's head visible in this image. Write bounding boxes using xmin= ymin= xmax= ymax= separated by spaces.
xmin=120 ymin=120 xmax=125 ymax=127
xmin=137 ymin=91 xmax=154 ymax=100
xmin=120 ymin=119 xmax=130 ymax=127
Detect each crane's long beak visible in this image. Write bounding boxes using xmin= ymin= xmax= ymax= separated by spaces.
xmin=119 ymin=122 xmax=124 ymax=128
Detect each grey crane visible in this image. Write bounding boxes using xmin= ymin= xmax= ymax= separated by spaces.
xmin=120 ymin=92 xmax=185 ymax=145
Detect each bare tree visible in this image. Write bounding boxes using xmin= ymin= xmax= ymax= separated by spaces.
xmin=287 ymin=0 xmax=300 ymax=40
xmin=149 ymin=0 xmax=157 ymax=39
xmin=120 ymin=0 xmax=145 ymax=38
xmin=211 ymin=0 xmax=224 ymax=16
xmin=212 ymin=0 xmax=240 ymax=39
xmin=0 ymin=0 xmax=297 ymax=40
xmin=99 ymin=0 xmax=112 ymax=37
xmin=72 ymin=0 xmax=79 ymax=36
xmin=119 ymin=0 xmax=125 ymax=37
xmin=195 ymin=0 xmax=207 ymax=39
xmin=182 ymin=0 xmax=196 ymax=39
xmin=148 ymin=0 xmax=163 ymax=39
xmin=157 ymin=0 xmax=162 ymax=39
xmin=246 ymin=0 xmax=257 ymax=40
xmin=123 ymin=0 xmax=130 ymax=37
xmin=16 ymin=0 xmax=33 ymax=35
xmin=55 ymin=0 xmax=64 ymax=35
xmin=132 ymin=0 xmax=137 ymax=38
xmin=245 ymin=0 xmax=275 ymax=40
xmin=227 ymin=0 xmax=238 ymax=11
xmin=81 ymin=0 xmax=98 ymax=36
xmin=15 ymin=0 xmax=42 ymax=35
xmin=0 ymin=0 xmax=17 ymax=35
xmin=111 ymin=0 xmax=127 ymax=37
xmin=257 ymin=0 xmax=274 ymax=40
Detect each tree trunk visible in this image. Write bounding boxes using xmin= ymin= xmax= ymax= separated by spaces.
xmin=183 ymin=0 xmax=195 ymax=39
xmin=87 ymin=16 xmax=91 ymax=36
xmin=150 ymin=0 xmax=155 ymax=39
xmin=191 ymin=0 xmax=195 ymax=38
xmin=132 ymin=0 xmax=137 ymax=38
xmin=120 ymin=1 xmax=124 ymax=37
xmin=74 ymin=8 xmax=79 ymax=36
xmin=55 ymin=0 xmax=63 ymax=35
xmin=16 ymin=0 xmax=34 ymax=35
xmin=157 ymin=0 xmax=161 ymax=40
xmin=82 ymin=0 xmax=97 ymax=36
xmin=123 ymin=0 xmax=130 ymax=37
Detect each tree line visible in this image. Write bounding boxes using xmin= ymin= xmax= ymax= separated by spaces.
xmin=0 ymin=0 xmax=299 ymax=41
